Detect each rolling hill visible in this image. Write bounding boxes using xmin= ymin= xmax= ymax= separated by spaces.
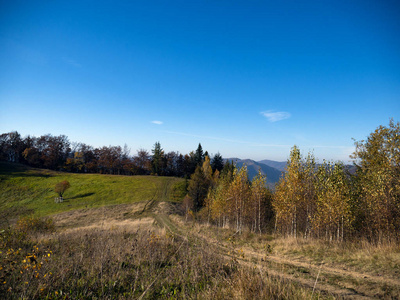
xmin=225 ymin=158 xmax=283 ymax=185
xmin=257 ymin=159 xmax=287 ymax=171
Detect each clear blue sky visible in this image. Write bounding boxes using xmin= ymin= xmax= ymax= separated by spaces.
xmin=1 ymin=0 xmax=399 ymax=162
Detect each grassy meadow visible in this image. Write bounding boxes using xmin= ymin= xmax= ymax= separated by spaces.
xmin=0 ymin=162 xmax=185 ymax=219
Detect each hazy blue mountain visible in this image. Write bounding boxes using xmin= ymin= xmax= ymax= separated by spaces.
xmin=224 ymin=158 xmax=356 ymax=189
xmin=225 ymin=158 xmax=282 ymax=186
xmin=257 ymin=159 xmax=287 ymax=171
xmin=258 ymin=159 xmax=356 ymax=173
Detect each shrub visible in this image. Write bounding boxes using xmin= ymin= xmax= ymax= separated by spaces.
xmin=15 ymin=216 xmax=55 ymax=234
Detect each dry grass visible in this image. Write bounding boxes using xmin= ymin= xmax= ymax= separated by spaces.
xmin=1 ymin=215 xmax=325 ymax=300
xmin=202 ymin=228 xmax=400 ymax=280
xmin=269 ymin=236 xmax=400 ymax=278
xmin=177 ymin=221 xmax=400 ymax=299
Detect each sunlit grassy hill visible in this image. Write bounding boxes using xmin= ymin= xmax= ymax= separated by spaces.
xmin=0 ymin=162 xmax=185 ymax=219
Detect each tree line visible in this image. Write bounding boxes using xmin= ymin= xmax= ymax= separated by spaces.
xmin=186 ymin=120 xmax=400 ymax=243
xmin=0 ymin=132 xmax=224 ymax=178
xmin=273 ymin=120 xmax=400 ymax=242
xmin=1 ymin=119 xmax=399 ymax=242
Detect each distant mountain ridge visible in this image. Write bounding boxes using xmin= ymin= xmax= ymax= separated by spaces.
xmin=257 ymin=159 xmax=356 ymax=174
xmin=224 ymin=158 xmax=283 ymax=186
xmin=257 ymin=159 xmax=287 ymax=171
xmin=224 ymin=158 xmax=356 ymax=188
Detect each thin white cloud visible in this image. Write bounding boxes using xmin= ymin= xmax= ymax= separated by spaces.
xmin=151 ymin=120 xmax=163 ymax=125
xmin=261 ymin=110 xmax=291 ymax=122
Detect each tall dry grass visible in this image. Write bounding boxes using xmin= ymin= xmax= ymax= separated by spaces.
xmin=1 ymin=216 xmax=327 ymax=299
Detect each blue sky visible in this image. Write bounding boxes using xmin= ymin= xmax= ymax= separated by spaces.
xmin=1 ymin=0 xmax=399 ymax=162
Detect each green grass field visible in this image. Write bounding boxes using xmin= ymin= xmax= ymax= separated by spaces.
xmin=0 ymin=162 xmax=185 ymax=218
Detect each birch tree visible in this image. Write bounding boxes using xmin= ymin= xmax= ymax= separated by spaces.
xmin=251 ymin=170 xmax=267 ymax=234
xmin=273 ymin=146 xmax=303 ymax=237
xmin=228 ymin=165 xmax=250 ymax=234
xmin=313 ymin=161 xmax=352 ymax=241
xmin=352 ymin=119 xmax=400 ymax=241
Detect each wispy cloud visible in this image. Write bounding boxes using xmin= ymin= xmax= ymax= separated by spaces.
xmin=261 ymin=110 xmax=291 ymax=122
xmin=151 ymin=120 xmax=163 ymax=125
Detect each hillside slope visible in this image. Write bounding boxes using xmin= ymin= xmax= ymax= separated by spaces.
xmin=225 ymin=158 xmax=282 ymax=185
xmin=0 ymin=162 xmax=184 ymax=219
xmin=258 ymin=159 xmax=287 ymax=171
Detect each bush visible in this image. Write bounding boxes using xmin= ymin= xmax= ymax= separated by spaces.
xmin=15 ymin=216 xmax=55 ymax=234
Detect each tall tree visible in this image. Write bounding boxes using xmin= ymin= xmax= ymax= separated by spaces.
xmin=194 ymin=143 xmax=204 ymax=166
xmin=175 ymin=153 xmax=186 ymax=177
xmin=302 ymin=152 xmax=317 ymax=238
xmin=228 ymin=165 xmax=250 ymax=234
xmin=206 ymin=163 xmax=235 ymax=228
xmin=22 ymin=146 xmax=40 ymax=167
xmin=151 ymin=142 xmax=164 ymax=175
xmin=183 ymin=153 xmax=195 ymax=177
xmin=221 ymin=160 xmax=235 ymax=180
xmin=211 ymin=152 xmax=224 ymax=172
xmin=39 ymin=134 xmax=71 ymax=170
xmin=201 ymin=155 xmax=214 ymax=221
xmin=202 ymin=155 xmax=213 ymax=183
xmin=351 ymin=119 xmax=400 ymax=241
xmin=251 ymin=170 xmax=268 ymax=234
xmin=133 ymin=149 xmax=151 ymax=175
xmin=97 ymin=146 xmax=122 ymax=174
xmin=78 ymin=143 xmax=97 ymax=173
xmin=211 ymin=174 xmax=230 ymax=227
xmin=0 ymin=131 xmax=24 ymax=163
xmin=164 ymin=151 xmax=182 ymax=176
xmin=313 ymin=161 xmax=352 ymax=241
xmin=273 ymin=145 xmax=304 ymax=237
xmin=188 ymin=165 xmax=208 ymax=211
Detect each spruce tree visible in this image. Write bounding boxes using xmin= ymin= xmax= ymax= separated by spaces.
xmin=194 ymin=143 xmax=204 ymax=166
xmin=211 ymin=152 xmax=224 ymax=172
xmin=151 ymin=141 xmax=164 ymax=175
